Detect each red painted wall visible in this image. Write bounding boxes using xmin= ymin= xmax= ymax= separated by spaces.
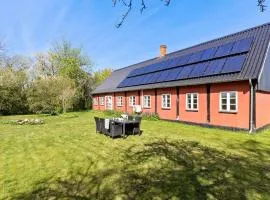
xmin=93 ymin=81 xmax=252 ymax=130
xmin=141 ymin=89 xmax=156 ymax=114
xmin=179 ymin=85 xmax=208 ymax=124
xmin=156 ymin=88 xmax=177 ymax=120
xmin=209 ymin=81 xmax=250 ymax=129
xmin=256 ymin=91 xmax=270 ymax=128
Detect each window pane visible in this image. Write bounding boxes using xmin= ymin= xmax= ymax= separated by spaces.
xmin=230 ymin=104 xmax=236 ymax=111
xmin=222 ymin=105 xmax=227 ymax=110
xmin=221 ymin=93 xmax=227 ymax=99
xmin=222 ymin=99 xmax=227 ymax=104
xmin=193 ymin=104 xmax=198 ymax=109
xmin=230 ymin=92 xmax=236 ymax=98
xmin=230 ymin=98 xmax=236 ymax=105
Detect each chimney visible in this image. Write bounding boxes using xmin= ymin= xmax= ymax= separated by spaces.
xmin=160 ymin=45 xmax=167 ymax=57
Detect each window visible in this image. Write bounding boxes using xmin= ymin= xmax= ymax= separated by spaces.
xmin=129 ymin=96 xmax=136 ymax=107
xmin=117 ymin=96 xmax=123 ymax=107
xmin=162 ymin=94 xmax=171 ymax=109
xmin=93 ymin=97 xmax=98 ymax=106
xmin=220 ymin=91 xmax=238 ymax=113
xmin=186 ymin=93 xmax=199 ymax=111
xmin=100 ymin=97 xmax=104 ymax=105
xmin=143 ymin=95 xmax=151 ymax=108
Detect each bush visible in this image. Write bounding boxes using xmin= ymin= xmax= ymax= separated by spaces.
xmin=141 ymin=112 xmax=160 ymax=121
xmin=27 ymin=77 xmax=76 ymax=114
xmin=103 ymin=110 xmax=159 ymax=121
xmin=104 ymin=110 xmax=124 ymax=118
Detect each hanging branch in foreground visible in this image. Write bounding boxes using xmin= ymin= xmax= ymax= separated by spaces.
xmin=113 ymin=0 xmax=170 ymax=28
xmin=258 ymin=0 xmax=267 ymax=12
xmin=113 ymin=0 xmax=267 ymax=28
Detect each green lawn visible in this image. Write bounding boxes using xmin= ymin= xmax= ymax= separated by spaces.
xmin=0 ymin=111 xmax=270 ymax=200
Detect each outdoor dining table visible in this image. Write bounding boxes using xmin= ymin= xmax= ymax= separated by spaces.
xmin=111 ymin=118 xmax=139 ymax=137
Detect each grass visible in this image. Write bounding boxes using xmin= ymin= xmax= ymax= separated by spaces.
xmin=0 ymin=110 xmax=270 ymax=199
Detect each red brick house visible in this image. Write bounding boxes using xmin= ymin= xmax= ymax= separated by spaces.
xmin=92 ymin=23 xmax=270 ymax=132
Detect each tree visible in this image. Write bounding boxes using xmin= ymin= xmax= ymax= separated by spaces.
xmin=0 ymin=66 xmax=28 ymax=115
xmin=93 ymin=68 xmax=113 ymax=87
xmin=35 ymin=40 xmax=94 ymax=110
xmin=27 ymin=76 xmax=76 ymax=114
xmin=34 ymin=53 xmax=57 ymax=78
xmin=113 ymin=0 xmax=267 ymax=27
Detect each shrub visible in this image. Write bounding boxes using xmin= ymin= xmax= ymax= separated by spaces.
xmin=141 ymin=112 xmax=160 ymax=121
xmin=104 ymin=110 xmax=124 ymax=117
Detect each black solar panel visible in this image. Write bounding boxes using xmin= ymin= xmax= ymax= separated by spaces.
xmin=221 ymin=55 xmax=246 ymax=73
xmin=201 ymin=47 xmax=217 ymax=61
xmin=203 ymin=58 xmax=226 ymax=76
xmin=231 ymin=37 xmax=253 ymax=54
xmin=177 ymin=66 xmax=194 ymax=80
xmin=118 ymin=37 xmax=253 ymax=88
xmin=214 ymin=42 xmax=234 ymax=58
xmin=188 ymin=51 xmax=204 ymax=64
xmin=189 ymin=62 xmax=209 ymax=78
xmin=165 ymin=67 xmax=183 ymax=81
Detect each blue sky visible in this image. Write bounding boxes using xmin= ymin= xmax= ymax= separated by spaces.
xmin=0 ymin=0 xmax=269 ymax=71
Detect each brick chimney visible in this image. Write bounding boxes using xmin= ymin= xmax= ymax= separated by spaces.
xmin=160 ymin=45 xmax=167 ymax=57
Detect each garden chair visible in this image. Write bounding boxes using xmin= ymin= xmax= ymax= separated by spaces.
xmin=133 ymin=116 xmax=142 ymax=135
xmin=109 ymin=121 xmax=123 ymax=138
xmin=94 ymin=117 xmax=101 ymax=133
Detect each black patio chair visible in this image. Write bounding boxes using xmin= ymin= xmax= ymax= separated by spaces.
xmin=109 ymin=121 xmax=123 ymax=138
xmin=128 ymin=115 xmax=133 ymax=120
xmin=99 ymin=118 xmax=106 ymax=134
xmin=133 ymin=116 xmax=142 ymax=135
xmin=94 ymin=117 xmax=101 ymax=133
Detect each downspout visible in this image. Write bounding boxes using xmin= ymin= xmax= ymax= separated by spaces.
xmin=249 ymin=79 xmax=256 ymax=133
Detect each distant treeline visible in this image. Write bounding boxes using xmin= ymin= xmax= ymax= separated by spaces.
xmin=0 ymin=40 xmax=112 ymax=115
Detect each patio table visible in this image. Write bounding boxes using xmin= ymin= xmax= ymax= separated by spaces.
xmin=111 ymin=119 xmax=139 ymax=137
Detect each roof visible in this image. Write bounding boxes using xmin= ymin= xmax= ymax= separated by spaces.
xmin=92 ymin=23 xmax=270 ymax=94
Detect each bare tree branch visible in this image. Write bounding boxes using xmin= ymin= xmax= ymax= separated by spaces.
xmin=258 ymin=0 xmax=267 ymax=12
xmin=113 ymin=0 xmax=266 ymax=28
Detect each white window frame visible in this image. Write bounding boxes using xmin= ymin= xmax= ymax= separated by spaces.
xmin=105 ymin=96 xmax=113 ymax=110
xmin=162 ymin=94 xmax=171 ymax=109
xmin=143 ymin=95 xmax=151 ymax=108
xmin=93 ymin=97 xmax=98 ymax=106
xmin=219 ymin=91 xmax=238 ymax=113
xmin=117 ymin=96 xmax=123 ymax=107
xmin=100 ymin=97 xmax=104 ymax=106
xmin=186 ymin=93 xmax=199 ymax=111
xmin=129 ymin=96 xmax=136 ymax=107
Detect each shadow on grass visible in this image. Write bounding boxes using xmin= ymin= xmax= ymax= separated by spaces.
xmin=13 ymin=139 xmax=270 ymax=200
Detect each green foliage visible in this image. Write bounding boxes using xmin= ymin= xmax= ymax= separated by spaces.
xmin=27 ymin=76 xmax=76 ymax=114
xmin=48 ymin=40 xmax=94 ymax=110
xmin=0 ymin=66 xmax=29 ymax=115
xmin=103 ymin=110 xmax=159 ymax=121
xmin=104 ymin=110 xmax=124 ymax=117
xmin=0 ymin=39 xmax=112 ymax=115
xmin=93 ymin=68 xmax=112 ymax=87
xmin=141 ymin=112 xmax=159 ymax=121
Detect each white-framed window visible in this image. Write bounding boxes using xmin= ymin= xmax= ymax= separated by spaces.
xmin=186 ymin=93 xmax=199 ymax=111
xmin=93 ymin=97 xmax=98 ymax=106
xmin=219 ymin=91 xmax=238 ymax=113
xmin=129 ymin=96 xmax=136 ymax=107
xmin=162 ymin=94 xmax=171 ymax=109
xmin=100 ymin=97 xmax=104 ymax=105
xmin=143 ymin=95 xmax=151 ymax=108
xmin=117 ymin=96 xmax=123 ymax=107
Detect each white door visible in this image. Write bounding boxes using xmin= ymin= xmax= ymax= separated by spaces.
xmin=105 ymin=96 xmax=113 ymax=110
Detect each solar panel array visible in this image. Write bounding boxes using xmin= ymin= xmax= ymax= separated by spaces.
xmin=118 ymin=37 xmax=253 ymax=88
